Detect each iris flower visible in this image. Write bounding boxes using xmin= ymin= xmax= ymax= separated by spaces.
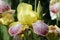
xmin=0 ymin=10 xmax=15 ymax=25
xmin=9 ymin=3 xmax=49 ymax=37
xmin=9 ymin=3 xmax=39 ymax=36
xmin=48 ymin=25 xmax=60 ymax=36
xmin=0 ymin=0 xmax=15 ymax=25
xmin=50 ymin=2 xmax=60 ymax=20
xmin=0 ymin=0 xmax=10 ymax=13
xmin=48 ymin=25 xmax=58 ymax=33
xmin=47 ymin=25 xmax=60 ymax=37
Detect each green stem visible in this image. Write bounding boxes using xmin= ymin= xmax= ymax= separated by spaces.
xmin=19 ymin=0 xmax=23 ymax=3
xmin=24 ymin=29 xmax=29 ymax=40
xmin=56 ymin=19 xmax=58 ymax=26
xmin=34 ymin=0 xmax=37 ymax=11
xmin=37 ymin=36 xmax=41 ymax=40
xmin=56 ymin=13 xmax=59 ymax=26
xmin=29 ymin=27 xmax=40 ymax=40
xmin=56 ymin=0 xmax=60 ymax=26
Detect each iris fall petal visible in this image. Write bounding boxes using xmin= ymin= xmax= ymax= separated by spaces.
xmin=8 ymin=22 xmax=23 ymax=36
xmin=32 ymin=20 xmax=49 ymax=36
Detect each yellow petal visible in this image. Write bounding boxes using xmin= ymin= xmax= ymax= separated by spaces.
xmin=0 ymin=10 xmax=15 ymax=25
xmin=17 ymin=3 xmax=32 ymax=13
xmin=0 ymin=18 xmax=14 ymax=25
xmin=17 ymin=3 xmax=39 ymax=25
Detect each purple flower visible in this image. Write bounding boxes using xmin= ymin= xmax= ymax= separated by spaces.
xmin=32 ymin=20 xmax=49 ymax=36
xmin=0 ymin=0 xmax=10 ymax=13
xmin=8 ymin=24 xmax=23 ymax=36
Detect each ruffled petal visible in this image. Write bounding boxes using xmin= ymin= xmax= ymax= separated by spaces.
xmin=8 ymin=22 xmax=23 ymax=36
xmin=32 ymin=20 xmax=49 ymax=36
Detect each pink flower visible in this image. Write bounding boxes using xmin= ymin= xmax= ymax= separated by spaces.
xmin=32 ymin=20 xmax=49 ymax=36
xmin=8 ymin=24 xmax=23 ymax=36
xmin=50 ymin=3 xmax=60 ymax=13
xmin=0 ymin=0 xmax=10 ymax=13
xmin=50 ymin=2 xmax=60 ymax=20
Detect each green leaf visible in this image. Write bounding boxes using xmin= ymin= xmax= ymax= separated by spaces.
xmin=0 ymin=24 xmax=10 ymax=40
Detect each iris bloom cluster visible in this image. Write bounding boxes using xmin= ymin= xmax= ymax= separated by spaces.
xmin=0 ymin=0 xmax=60 ymax=39
xmin=8 ymin=3 xmax=60 ymax=38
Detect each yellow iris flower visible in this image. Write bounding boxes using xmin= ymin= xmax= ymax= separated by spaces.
xmin=17 ymin=3 xmax=39 ymax=25
xmin=0 ymin=10 xmax=15 ymax=25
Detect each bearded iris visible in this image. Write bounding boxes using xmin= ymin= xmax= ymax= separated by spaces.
xmin=50 ymin=2 xmax=60 ymax=20
xmin=0 ymin=0 xmax=15 ymax=25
